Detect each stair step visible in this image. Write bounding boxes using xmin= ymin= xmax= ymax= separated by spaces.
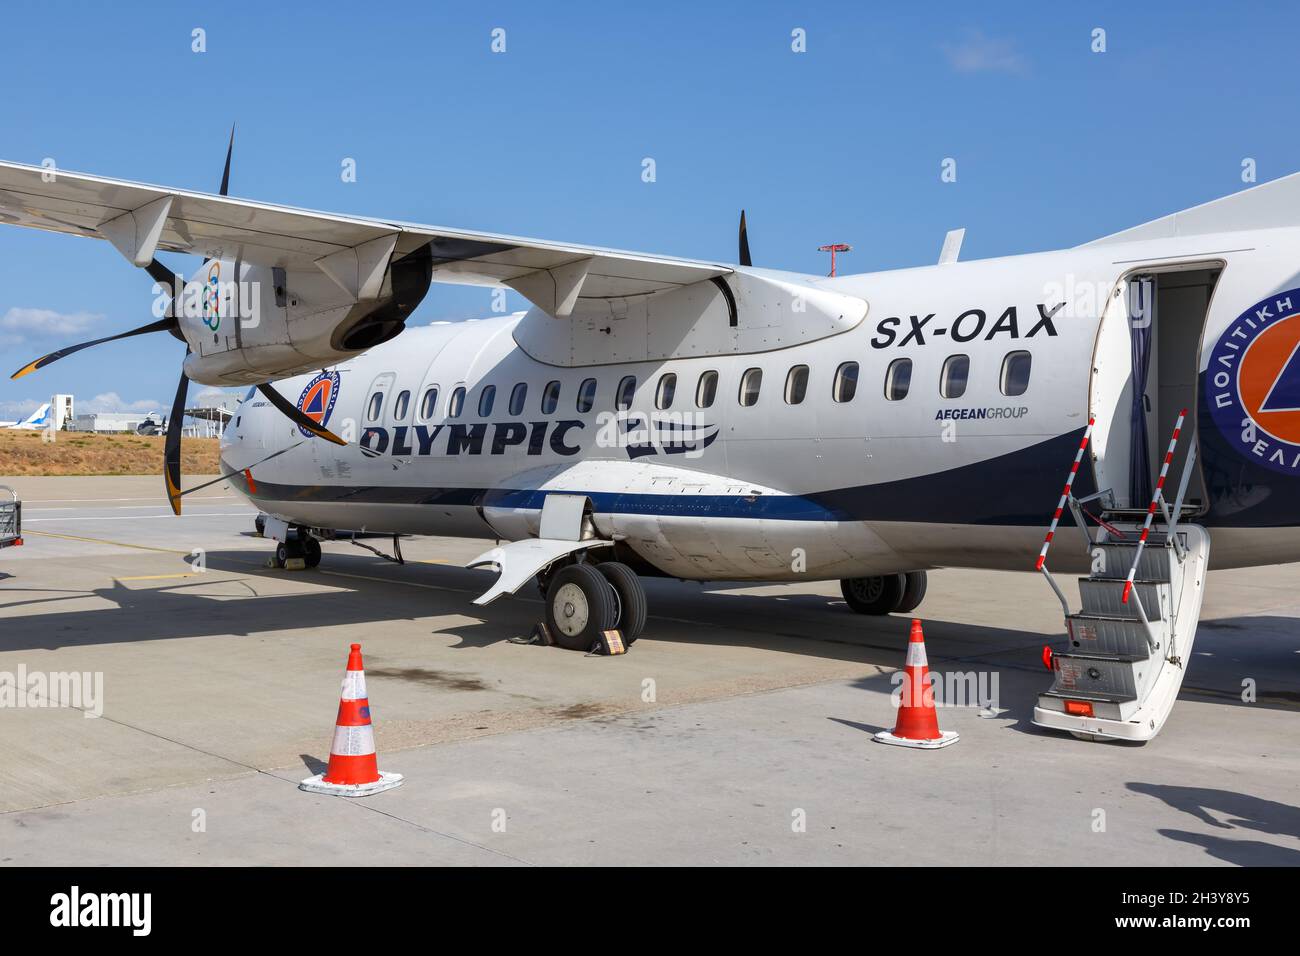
xmin=1040 ymin=688 xmax=1133 ymax=704
xmin=1066 ymin=614 xmax=1155 ymax=658
xmin=1058 ymin=649 xmax=1148 ymax=663
xmin=1101 ymin=528 xmax=1183 ymax=549
xmin=1078 ymin=579 xmax=1165 ymax=620
xmin=1050 ymin=654 xmax=1148 ymax=700
xmin=1087 ymin=544 xmax=1172 ymax=582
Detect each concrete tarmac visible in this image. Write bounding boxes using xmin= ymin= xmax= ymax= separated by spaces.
xmin=0 ymin=476 xmax=1296 ymax=865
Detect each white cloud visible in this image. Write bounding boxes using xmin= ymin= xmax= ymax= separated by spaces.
xmin=79 ymin=392 xmax=164 ymax=414
xmin=0 ymin=398 xmax=42 ymax=420
xmin=0 ymin=307 xmax=104 ymax=346
xmin=192 ymin=387 xmax=243 ymax=409
xmin=941 ymin=30 xmax=1026 ymax=74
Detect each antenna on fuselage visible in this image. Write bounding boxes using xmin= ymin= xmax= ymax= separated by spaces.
xmin=817 ymin=243 xmax=851 ymax=277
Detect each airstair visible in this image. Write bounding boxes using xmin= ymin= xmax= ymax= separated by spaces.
xmin=1032 ymin=411 xmax=1210 ymax=742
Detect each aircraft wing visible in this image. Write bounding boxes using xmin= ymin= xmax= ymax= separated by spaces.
xmin=0 ymin=160 xmax=730 ymax=313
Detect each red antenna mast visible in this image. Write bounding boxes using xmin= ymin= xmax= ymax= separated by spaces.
xmin=817 ymin=243 xmax=852 ymax=277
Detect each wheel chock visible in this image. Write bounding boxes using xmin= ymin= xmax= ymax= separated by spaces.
xmin=509 ymin=623 xmax=555 ymax=646
xmin=594 ymin=629 xmax=628 ymax=656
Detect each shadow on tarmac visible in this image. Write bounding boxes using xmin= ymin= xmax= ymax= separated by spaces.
xmin=0 ymin=548 xmax=1296 ymax=714
xmin=1130 ymin=783 xmax=1300 ymax=865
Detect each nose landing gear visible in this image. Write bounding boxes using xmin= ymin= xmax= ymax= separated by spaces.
xmin=272 ymin=534 xmax=321 ymax=569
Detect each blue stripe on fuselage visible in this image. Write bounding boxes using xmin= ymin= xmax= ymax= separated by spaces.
xmin=226 ymin=428 xmax=1097 ymax=526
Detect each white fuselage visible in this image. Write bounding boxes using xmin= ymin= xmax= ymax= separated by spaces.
xmin=222 ymin=230 xmax=1300 ymax=580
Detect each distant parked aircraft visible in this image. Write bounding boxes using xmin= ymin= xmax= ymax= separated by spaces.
xmin=0 ymin=403 xmax=51 ymax=430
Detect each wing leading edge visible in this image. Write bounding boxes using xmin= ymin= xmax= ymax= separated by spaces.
xmin=0 ymin=160 xmax=730 ymax=317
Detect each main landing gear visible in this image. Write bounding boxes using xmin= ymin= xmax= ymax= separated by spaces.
xmin=840 ymin=571 xmax=927 ymax=616
xmin=541 ymin=559 xmax=647 ymax=652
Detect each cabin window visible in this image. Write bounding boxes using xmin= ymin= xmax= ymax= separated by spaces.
xmin=541 ymin=380 xmax=560 ymax=415
xmin=366 ymin=392 xmax=384 ymax=422
xmin=616 ymin=375 xmax=637 ymax=411
xmin=656 ymin=373 xmax=677 ymax=410
xmin=833 ymin=362 xmax=859 ymax=403
xmin=448 ymin=386 xmax=466 ymax=418
xmin=941 ymin=354 xmax=970 ymax=399
xmin=739 ymin=367 xmax=763 ymax=407
xmin=419 ymin=387 xmax=439 ymax=421
xmin=884 ymin=358 xmax=911 ymax=401
xmin=696 ymin=370 xmax=718 ymax=408
xmin=478 ymin=384 xmax=496 ymax=417
xmin=1001 ymin=350 xmax=1032 ymax=396
xmin=577 ymin=378 xmax=597 ymax=413
xmin=393 ymin=390 xmax=411 ymax=421
xmin=509 ymin=383 xmax=527 ymax=416
xmin=784 ymin=365 xmax=809 ymax=405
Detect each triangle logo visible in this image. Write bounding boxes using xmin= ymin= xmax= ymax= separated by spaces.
xmin=1260 ymin=340 xmax=1300 ymax=413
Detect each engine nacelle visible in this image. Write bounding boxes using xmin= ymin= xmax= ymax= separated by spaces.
xmin=174 ymin=244 xmax=432 ymax=386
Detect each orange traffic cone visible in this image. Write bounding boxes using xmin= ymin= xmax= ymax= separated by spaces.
xmin=874 ymin=619 xmax=959 ymax=749
xmin=299 ymin=643 xmax=404 ymax=797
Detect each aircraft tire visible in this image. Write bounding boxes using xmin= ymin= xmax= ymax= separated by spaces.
xmin=840 ymin=574 xmax=905 ymax=615
xmin=546 ymin=563 xmax=617 ymax=651
xmin=597 ymin=562 xmax=646 ymax=643
xmin=301 ymin=536 xmax=322 ymax=569
xmin=895 ymin=571 xmax=928 ymax=613
xmin=274 ymin=542 xmax=290 ymax=569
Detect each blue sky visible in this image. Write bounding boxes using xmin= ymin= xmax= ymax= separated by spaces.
xmin=2 ymin=1 xmax=1298 ymax=418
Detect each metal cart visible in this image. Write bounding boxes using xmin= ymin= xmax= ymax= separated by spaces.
xmin=0 ymin=485 xmax=22 ymax=549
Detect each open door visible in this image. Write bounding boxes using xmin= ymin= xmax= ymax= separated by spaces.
xmin=1090 ymin=266 xmax=1218 ymax=511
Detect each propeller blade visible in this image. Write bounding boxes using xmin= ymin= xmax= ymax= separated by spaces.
xmin=11 ymin=316 xmax=179 ymax=380
xmin=145 ymin=258 xmax=180 ymax=291
xmin=164 ymin=367 xmax=190 ymax=516
xmin=219 ymin=125 xmax=235 ymax=196
xmin=738 ymin=209 xmax=752 ymax=267
xmin=174 ymin=440 xmax=308 ymax=499
xmin=256 ymin=383 xmax=347 ymax=445
xmin=142 ymin=250 xmax=186 ymax=343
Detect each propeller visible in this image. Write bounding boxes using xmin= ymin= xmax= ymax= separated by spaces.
xmin=11 ymin=316 xmax=178 ymax=380
xmin=10 ymin=124 xmax=347 ymax=516
xmin=218 ymin=125 xmax=235 ymax=197
xmin=738 ymin=209 xmax=752 ymax=267
xmin=163 ymin=361 xmax=190 ymax=515
xmin=170 ymin=439 xmax=308 ymax=501
xmin=255 ymin=383 xmax=347 ymax=445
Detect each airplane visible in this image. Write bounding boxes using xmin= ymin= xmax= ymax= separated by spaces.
xmin=2 ymin=141 xmax=1299 ymax=744
xmin=0 ymin=402 xmax=51 ymax=430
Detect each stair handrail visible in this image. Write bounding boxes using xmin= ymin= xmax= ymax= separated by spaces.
xmin=1164 ymin=441 xmax=1198 ymax=564
xmin=1035 ymin=416 xmax=1097 ymax=616
xmin=1160 ymin=438 xmax=1199 ymax=656
xmin=1121 ymin=408 xmax=1187 ymax=607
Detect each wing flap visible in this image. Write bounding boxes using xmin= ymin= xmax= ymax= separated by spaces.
xmin=466 ymin=538 xmax=613 ymax=606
